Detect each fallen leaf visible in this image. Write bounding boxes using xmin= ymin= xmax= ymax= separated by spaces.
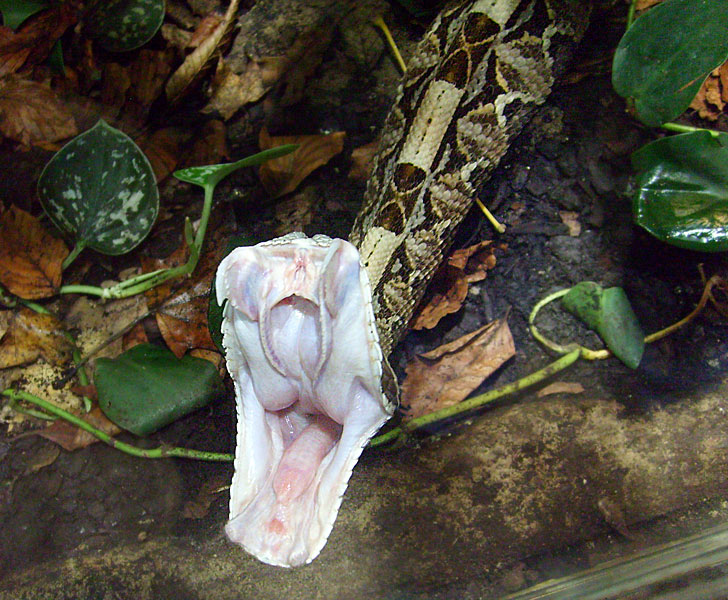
xmin=0 ymin=76 xmax=78 ymax=146
xmin=166 ymin=0 xmax=240 ymax=106
xmin=122 ymin=322 xmax=150 ymax=351
xmin=635 ymin=0 xmax=662 ymax=10
xmin=412 ymin=241 xmax=495 ymax=330
xmin=128 ymin=49 xmax=174 ymax=116
xmin=537 ymin=381 xmax=585 ymax=397
xmin=204 ymin=22 xmax=331 ymax=118
xmin=183 ymin=475 xmax=229 ymax=519
xmin=70 ymin=383 xmax=98 ymax=402
xmin=348 ymin=139 xmax=379 ymax=182
xmin=259 ymin=127 xmax=345 ymax=197
xmin=188 ymin=14 xmax=224 ymax=48
xmin=181 ymin=119 xmax=229 ymax=168
xmin=0 ymin=308 xmax=73 ymax=368
xmin=401 ymin=318 xmax=515 ymax=420
xmin=136 ymin=127 xmax=183 ymax=182
xmin=0 ymin=206 xmax=69 ymax=299
xmin=100 ymin=62 xmax=132 ymax=113
xmin=0 ymin=4 xmax=77 ymax=76
xmin=0 ymin=28 xmax=31 ymax=76
xmin=559 ymin=211 xmax=581 ymax=237
xmin=36 ymin=407 xmax=122 ymax=451
xmin=141 ymin=239 xmax=223 ymax=358
xmin=689 ymin=62 xmax=728 ymax=121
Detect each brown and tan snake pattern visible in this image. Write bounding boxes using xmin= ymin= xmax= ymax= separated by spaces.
xmin=349 ymin=0 xmax=591 ymax=360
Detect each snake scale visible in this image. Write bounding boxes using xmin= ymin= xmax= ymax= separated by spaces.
xmin=216 ymin=0 xmax=592 ymax=566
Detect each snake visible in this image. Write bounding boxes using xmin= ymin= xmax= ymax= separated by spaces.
xmin=215 ymin=0 xmax=591 ymax=567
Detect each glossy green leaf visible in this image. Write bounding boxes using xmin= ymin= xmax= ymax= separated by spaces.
xmin=96 ymin=344 xmax=224 ymax=436
xmin=0 ymin=0 xmax=47 ymax=29
xmin=612 ymin=0 xmax=728 ymax=126
xmin=208 ymin=234 xmax=260 ymax=354
xmin=38 ymin=120 xmax=159 ymax=256
xmin=85 ymin=0 xmax=164 ymax=52
xmin=632 ymin=130 xmax=728 ymax=251
xmin=562 ymin=282 xmax=645 ymax=369
xmin=174 ymin=145 xmax=299 ymax=189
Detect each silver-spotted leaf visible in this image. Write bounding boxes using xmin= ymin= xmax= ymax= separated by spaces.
xmin=632 ymin=131 xmax=728 ymax=251
xmin=612 ymin=0 xmax=728 ymax=127
xmin=85 ymin=0 xmax=164 ymax=52
xmin=38 ymin=120 xmax=159 ymax=256
xmin=96 ymin=343 xmax=224 ymax=436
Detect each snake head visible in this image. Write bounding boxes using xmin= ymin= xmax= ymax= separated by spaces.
xmin=216 ymin=233 xmax=395 ymax=567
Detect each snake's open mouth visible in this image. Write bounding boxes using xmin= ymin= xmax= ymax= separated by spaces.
xmin=216 ymin=233 xmax=394 ymax=567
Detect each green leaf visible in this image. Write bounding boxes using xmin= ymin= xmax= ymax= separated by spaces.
xmin=38 ymin=119 xmax=159 ymax=256
xmin=562 ymin=282 xmax=645 ymax=369
xmin=174 ymin=145 xmax=299 ymax=188
xmin=612 ymin=0 xmax=728 ymax=126
xmin=207 ymin=233 xmax=260 ymax=354
xmin=85 ymin=0 xmax=165 ymax=52
xmin=0 ymin=0 xmax=47 ymax=29
xmin=95 ymin=344 xmax=224 ymax=436
xmin=632 ymin=130 xmax=728 ymax=251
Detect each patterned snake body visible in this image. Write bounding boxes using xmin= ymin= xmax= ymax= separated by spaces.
xmin=217 ymin=0 xmax=591 ymax=567
xmin=351 ymin=0 xmax=590 ymax=357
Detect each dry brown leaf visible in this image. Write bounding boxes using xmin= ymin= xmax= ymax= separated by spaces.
xmin=182 ymin=119 xmax=229 ymax=168
xmin=402 ymin=318 xmax=515 ymax=420
xmin=36 ymin=407 xmax=122 ymax=451
xmin=635 ymin=0 xmax=662 ymax=9
xmin=141 ymin=241 xmax=220 ymax=358
xmin=129 ymin=49 xmax=174 ymax=114
xmin=100 ymin=62 xmax=131 ymax=113
xmin=690 ymin=63 xmax=728 ymax=121
xmin=413 ymin=241 xmax=495 ymax=330
xmin=122 ymin=321 xmax=150 ymax=351
xmin=136 ymin=127 xmax=183 ymax=182
xmin=559 ymin=211 xmax=581 ymax=237
xmin=0 ymin=206 xmax=69 ymax=299
xmin=0 ymin=308 xmax=73 ymax=368
xmin=259 ymin=127 xmax=345 ymax=198
xmin=188 ymin=14 xmax=224 ymax=48
xmin=348 ymin=139 xmax=379 ymax=182
xmin=537 ymin=381 xmax=585 ymax=397
xmin=183 ymin=475 xmax=229 ymax=519
xmin=0 ymin=5 xmax=76 ymax=76
xmin=0 ymin=76 xmax=78 ymax=145
xmin=70 ymin=383 xmax=98 ymax=402
xmin=205 ymin=23 xmax=331 ymax=117
xmin=165 ymin=0 xmax=240 ymax=105
xmin=0 ymin=28 xmax=31 ymax=76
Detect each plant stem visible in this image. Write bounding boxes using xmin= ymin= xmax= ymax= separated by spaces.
xmin=2 ymin=388 xmax=234 ymax=462
xmin=372 ymin=15 xmax=406 ymax=74
xmin=369 ymin=349 xmax=581 ymax=448
xmin=474 ymin=197 xmax=506 ymax=233
xmin=62 ymin=241 xmax=86 ymax=270
xmin=58 ymin=184 xmax=214 ymax=300
xmin=626 ymin=0 xmax=637 ymax=28
xmin=661 ymin=122 xmax=720 ymax=138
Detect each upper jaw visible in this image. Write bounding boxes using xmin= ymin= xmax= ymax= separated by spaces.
xmin=217 ymin=233 xmax=394 ymax=567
